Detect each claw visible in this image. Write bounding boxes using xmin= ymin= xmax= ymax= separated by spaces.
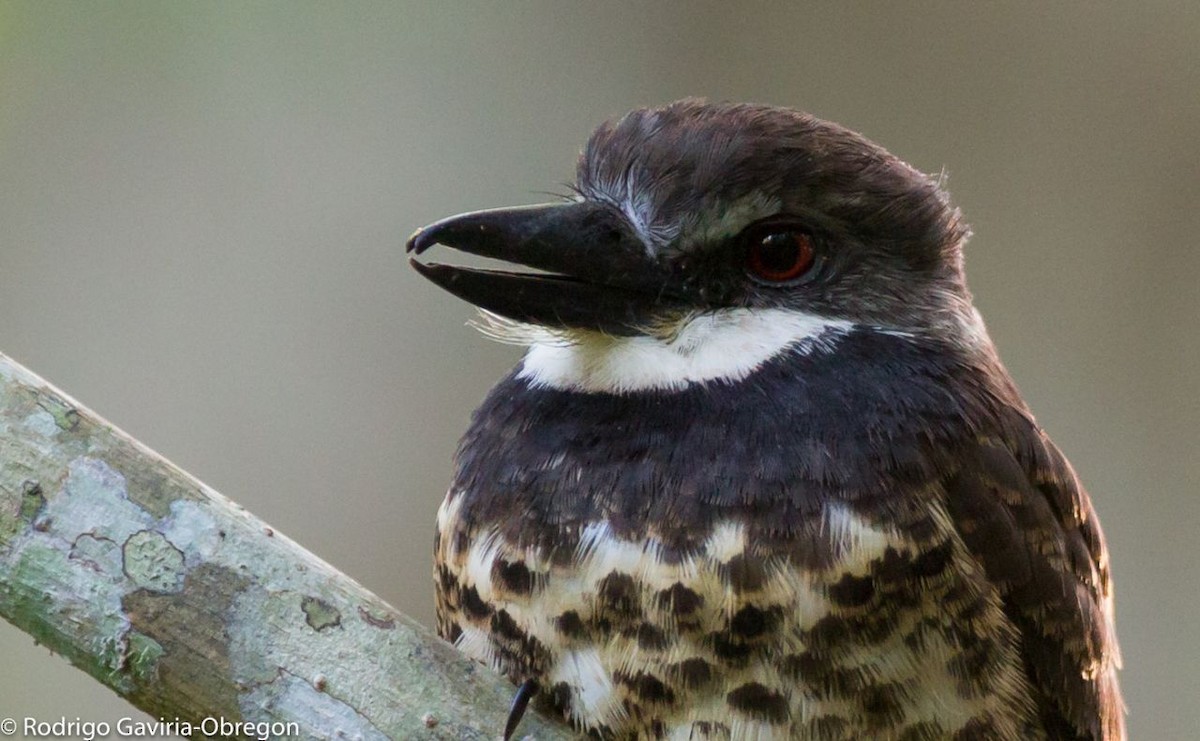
xmin=503 ymin=678 xmax=539 ymax=741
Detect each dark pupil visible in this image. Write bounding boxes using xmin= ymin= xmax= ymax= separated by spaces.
xmin=757 ymin=233 xmax=799 ymax=272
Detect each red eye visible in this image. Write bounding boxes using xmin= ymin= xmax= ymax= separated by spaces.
xmin=746 ymin=230 xmax=815 ymax=283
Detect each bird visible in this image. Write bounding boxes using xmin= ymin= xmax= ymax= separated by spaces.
xmin=406 ymin=99 xmax=1123 ymax=740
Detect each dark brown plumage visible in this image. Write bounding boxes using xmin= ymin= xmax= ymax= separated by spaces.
xmin=411 ymin=100 xmax=1123 ymax=739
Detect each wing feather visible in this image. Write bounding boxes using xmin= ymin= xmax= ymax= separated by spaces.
xmin=944 ymin=430 xmax=1123 ymax=739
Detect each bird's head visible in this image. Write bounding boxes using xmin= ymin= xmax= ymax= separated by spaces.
xmin=408 ymin=100 xmax=984 ymax=392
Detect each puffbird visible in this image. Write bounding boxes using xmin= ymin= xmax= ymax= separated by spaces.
xmin=407 ymin=99 xmax=1123 ymax=740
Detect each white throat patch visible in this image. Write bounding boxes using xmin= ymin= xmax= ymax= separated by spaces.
xmin=515 ymin=308 xmax=852 ymax=393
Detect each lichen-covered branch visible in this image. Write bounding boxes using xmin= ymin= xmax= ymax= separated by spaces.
xmin=0 ymin=351 xmax=572 ymax=740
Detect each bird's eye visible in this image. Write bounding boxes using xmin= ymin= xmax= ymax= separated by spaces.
xmin=745 ymin=229 xmax=815 ymax=284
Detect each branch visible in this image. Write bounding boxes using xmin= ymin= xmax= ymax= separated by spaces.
xmin=0 ymin=351 xmax=572 ymax=740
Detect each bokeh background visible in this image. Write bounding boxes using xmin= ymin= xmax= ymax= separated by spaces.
xmin=1 ymin=3 xmax=1196 ymax=738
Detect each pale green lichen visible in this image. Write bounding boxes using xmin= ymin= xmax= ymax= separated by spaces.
xmin=103 ymin=443 xmax=203 ymax=519
xmin=160 ymin=499 xmax=227 ymax=569
xmin=19 ymin=480 xmax=45 ymax=520
xmin=124 ymin=630 xmax=164 ymax=682
xmin=0 ymin=505 xmax=18 ymax=545
xmin=227 ymin=581 xmax=405 ymax=728
xmin=0 ymin=354 xmax=574 ymax=739
xmin=243 ymin=671 xmax=390 ymax=741
xmin=69 ymin=532 xmax=123 ymax=576
xmin=301 ymin=595 xmax=341 ymax=631
xmin=122 ymin=530 xmax=186 ymax=593
xmin=0 ymin=456 xmax=167 ymax=694
xmin=23 ymin=408 xmax=62 ymax=439
xmin=51 ymin=457 xmax=157 ymax=544
xmin=36 ymin=393 xmax=80 ymax=431
xmin=2 ymin=542 xmax=134 ymax=694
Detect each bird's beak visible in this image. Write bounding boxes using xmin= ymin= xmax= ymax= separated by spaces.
xmin=407 ymin=202 xmax=684 ymax=335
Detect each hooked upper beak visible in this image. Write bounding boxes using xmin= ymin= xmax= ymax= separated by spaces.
xmin=407 ymin=201 xmax=688 ymax=335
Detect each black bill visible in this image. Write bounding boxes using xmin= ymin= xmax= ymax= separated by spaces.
xmin=407 ymin=201 xmax=687 ymax=335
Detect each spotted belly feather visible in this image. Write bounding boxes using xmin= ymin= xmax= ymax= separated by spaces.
xmin=434 ymin=489 xmax=1042 ymax=740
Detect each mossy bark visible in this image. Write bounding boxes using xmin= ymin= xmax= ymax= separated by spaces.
xmin=0 ymin=351 xmax=573 ymax=740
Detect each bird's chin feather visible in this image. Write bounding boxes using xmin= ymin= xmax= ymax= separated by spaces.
xmin=468 ymin=309 xmax=677 ymax=348
xmin=468 ymin=310 xmax=578 ymax=347
xmin=467 ymin=311 xmax=551 ymax=347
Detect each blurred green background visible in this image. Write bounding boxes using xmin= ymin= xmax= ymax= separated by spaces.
xmin=1 ymin=2 xmax=1196 ymax=739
